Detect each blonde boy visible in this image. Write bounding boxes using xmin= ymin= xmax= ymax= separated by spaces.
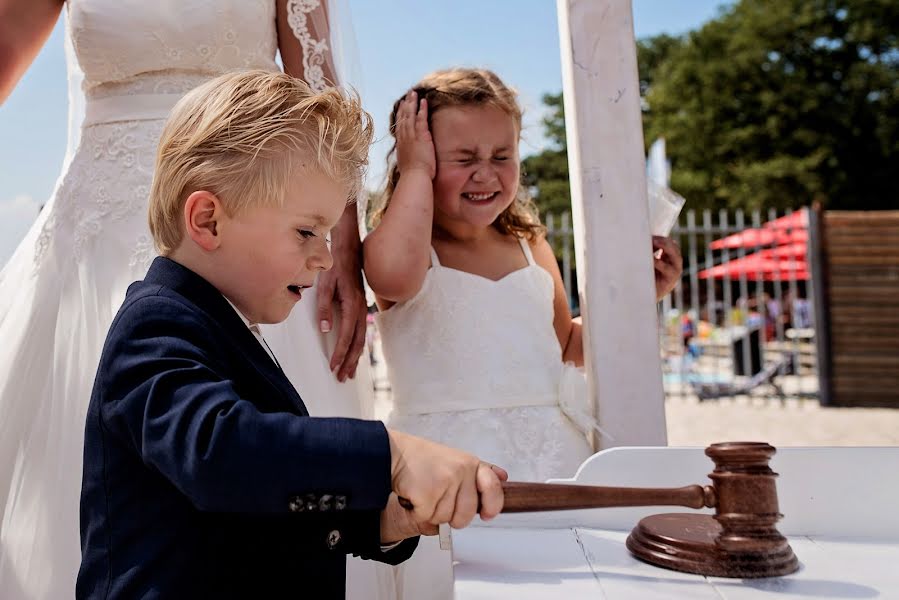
xmin=77 ymin=70 xmax=505 ymax=600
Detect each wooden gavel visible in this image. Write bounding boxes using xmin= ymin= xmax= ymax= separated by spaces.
xmin=498 ymin=441 xmax=799 ymax=577
xmin=405 ymin=442 xmax=799 ymax=578
xmin=500 ymin=441 xmax=774 ymax=517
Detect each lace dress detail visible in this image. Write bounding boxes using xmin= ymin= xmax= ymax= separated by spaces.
xmin=286 ymin=0 xmax=330 ymax=92
xmin=68 ymin=0 xmax=278 ymax=92
xmin=34 ymin=119 xmax=163 ymax=271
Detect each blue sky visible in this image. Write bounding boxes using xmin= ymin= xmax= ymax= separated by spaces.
xmin=0 ymin=0 xmax=730 ymax=264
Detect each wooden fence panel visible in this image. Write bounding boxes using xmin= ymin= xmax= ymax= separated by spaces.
xmin=818 ymin=209 xmax=899 ymax=407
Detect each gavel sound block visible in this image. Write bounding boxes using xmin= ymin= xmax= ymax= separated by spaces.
xmin=496 ymin=441 xmax=798 ymax=578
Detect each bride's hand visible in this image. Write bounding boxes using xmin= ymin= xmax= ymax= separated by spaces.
xmin=395 ymin=90 xmax=436 ymax=180
xmin=316 ymin=205 xmax=367 ymax=382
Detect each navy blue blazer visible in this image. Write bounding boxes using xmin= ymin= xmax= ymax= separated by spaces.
xmin=77 ymin=257 xmax=416 ymax=599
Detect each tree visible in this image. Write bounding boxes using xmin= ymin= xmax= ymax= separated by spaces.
xmin=641 ymin=0 xmax=899 ymax=210
xmin=523 ymin=0 xmax=899 ymax=212
xmin=521 ymin=93 xmax=571 ymax=217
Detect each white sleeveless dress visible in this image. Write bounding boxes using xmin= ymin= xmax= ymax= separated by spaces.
xmin=0 ymin=2 xmax=382 ymax=598
xmin=376 ymin=238 xmax=596 ymax=599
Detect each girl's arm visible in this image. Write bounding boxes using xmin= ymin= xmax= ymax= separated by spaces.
xmin=0 ymin=0 xmax=63 ymax=105
xmin=531 ymin=236 xmax=584 ymax=367
xmin=363 ymin=91 xmax=435 ymax=306
xmin=534 ymin=234 xmax=684 ymax=367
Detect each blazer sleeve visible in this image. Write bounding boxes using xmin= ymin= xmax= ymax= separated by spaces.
xmin=98 ymin=293 xmax=414 ymax=560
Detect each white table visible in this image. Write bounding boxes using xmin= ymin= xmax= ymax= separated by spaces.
xmin=453 ymin=447 xmax=899 ymax=599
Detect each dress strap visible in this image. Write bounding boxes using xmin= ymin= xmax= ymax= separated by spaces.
xmin=518 ymin=237 xmax=536 ymax=266
xmin=429 ymin=246 xmax=441 ymax=267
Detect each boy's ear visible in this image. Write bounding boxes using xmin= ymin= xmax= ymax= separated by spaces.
xmin=183 ymin=191 xmax=224 ymax=251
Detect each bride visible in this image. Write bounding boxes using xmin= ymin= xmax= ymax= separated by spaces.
xmin=0 ymin=1 xmax=388 ymax=598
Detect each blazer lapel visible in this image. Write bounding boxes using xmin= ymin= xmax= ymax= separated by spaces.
xmin=143 ymin=258 xmax=309 ymax=416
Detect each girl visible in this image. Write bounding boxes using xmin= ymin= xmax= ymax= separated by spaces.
xmin=363 ymin=67 xmax=682 ymax=598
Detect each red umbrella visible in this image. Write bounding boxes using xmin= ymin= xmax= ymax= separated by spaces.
xmin=758 ymin=242 xmax=807 ymax=259
xmin=763 ymin=210 xmax=807 ymax=231
xmin=709 ymin=209 xmax=808 ymax=250
xmin=698 ymin=252 xmax=809 ymax=281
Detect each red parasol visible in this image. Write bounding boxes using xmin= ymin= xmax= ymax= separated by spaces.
xmin=698 ymin=252 xmax=809 ymax=281
xmin=709 ymin=210 xmax=808 ymax=251
xmin=758 ymin=242 xmax=807 ymax=259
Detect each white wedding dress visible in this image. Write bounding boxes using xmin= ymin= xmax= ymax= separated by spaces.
xmin=376 ymin=238 xmax=597 ymax=599
xmin=0 ymin=2 xmax=386 ymax=598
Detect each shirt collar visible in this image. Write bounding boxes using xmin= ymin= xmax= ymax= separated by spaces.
xmin=223 ymin=296 xmax=256 ymax=331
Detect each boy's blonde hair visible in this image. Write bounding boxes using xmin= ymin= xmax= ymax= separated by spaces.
xmin=149 ymin=69 xmax=373 ymax=255
xmin=370 ymin=67 xmax=545 ymax=241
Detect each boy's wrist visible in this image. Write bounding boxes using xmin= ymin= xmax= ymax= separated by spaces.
xmin=387 ymin=429 xmax=403 ymax=478
xmin=380 ymin=492 xmax=420 ymax=545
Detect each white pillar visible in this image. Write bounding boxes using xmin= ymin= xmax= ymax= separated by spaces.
xmin=557 ymin=0 xmax=667 ymax=446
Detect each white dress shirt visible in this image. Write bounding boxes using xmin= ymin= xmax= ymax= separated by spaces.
xmin=223 ymin=297 xmax=278 ymax=366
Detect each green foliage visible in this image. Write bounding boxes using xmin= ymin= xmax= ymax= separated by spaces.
xmin=522 ymin=93 xmax=571 ymax=217
xmin=521 ymin=0 xmax=899 ymax=213
xmin=641 ymin=0 xmax=899 ymax=210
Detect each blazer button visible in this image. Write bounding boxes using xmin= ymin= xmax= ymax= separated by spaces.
xmin=288 ymin=496 xmax=305 ymax=513
xmin=327 ymin=529 xmax=341 ymax=550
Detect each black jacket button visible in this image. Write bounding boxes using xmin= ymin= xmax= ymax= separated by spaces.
xmin=288 ymin=496 xmax=305 ymax=512
xmin=327 ymin=530 xmax=341 ymax=549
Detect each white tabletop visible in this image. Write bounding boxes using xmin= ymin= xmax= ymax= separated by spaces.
xmin=453 ymin=446 xmax=899 ymax=599
xmin=454 ymin=527 xmax=899 ymax=599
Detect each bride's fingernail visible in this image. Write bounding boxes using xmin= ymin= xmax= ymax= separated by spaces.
xmin=320 ymin=320 xmax=331 ymax=333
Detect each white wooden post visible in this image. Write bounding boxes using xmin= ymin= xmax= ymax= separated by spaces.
xmin=556 ymin=0 xmax=667 ymax=446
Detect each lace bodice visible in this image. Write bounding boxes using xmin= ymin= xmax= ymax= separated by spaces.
xmin=32 ymin=1 xmax=336 ymax=271
xmin=377 ymin=239 xmax=595 ymax=484
xmin=68 ymin=0 xmax=279 ymax=96
xmin=377 ymin=239 xmax=565 ymax=416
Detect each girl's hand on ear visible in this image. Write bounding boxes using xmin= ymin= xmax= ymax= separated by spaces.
xmin=395 ymin=90 xmax=436 ymax=180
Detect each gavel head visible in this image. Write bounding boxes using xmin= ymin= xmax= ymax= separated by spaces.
xmin=627 ymin=441 xmax=799 ymax=578
xmin=705 ymin=442 xmax=788 ymax=553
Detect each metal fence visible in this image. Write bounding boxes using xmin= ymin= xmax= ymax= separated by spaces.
xmin=545 ymin=208 xmax=820 ymax=403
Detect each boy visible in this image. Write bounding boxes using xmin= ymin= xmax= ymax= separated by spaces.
xmin=77 ymin=70 xmax=506 ymax=599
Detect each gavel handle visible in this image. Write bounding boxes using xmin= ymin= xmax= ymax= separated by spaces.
xmin=499 ymin=481 xmax=715 ymax=512
xmin=398 ymin=481 xmax=716 ymax=513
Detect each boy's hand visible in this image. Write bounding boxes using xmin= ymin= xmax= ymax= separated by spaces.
xmin=387 ymin=430 xmax=507 ymax=532
xmin=653 ymin=235 xmax=683 ymax=301
xmin=380 ymin=493 xmax=426 ymax=543
xmin=395 ymin=90 xmax=436 ymax=180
